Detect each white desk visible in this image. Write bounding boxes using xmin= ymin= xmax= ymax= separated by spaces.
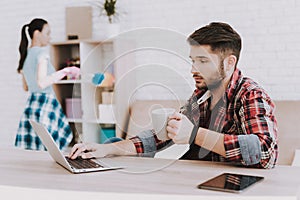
xmin=1 ymin=147 xmax=300 ymax=200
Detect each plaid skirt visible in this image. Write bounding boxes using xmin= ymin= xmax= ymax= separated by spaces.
xmin=15 ymin=92 xmax=73 ymax=150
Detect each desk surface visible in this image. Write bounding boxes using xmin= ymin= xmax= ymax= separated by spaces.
xmin=1 ymin=147 xmax=300 ymax=199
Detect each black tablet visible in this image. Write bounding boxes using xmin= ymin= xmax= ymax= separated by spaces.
xmin=197 ymin=173 xmax=264 ymax=193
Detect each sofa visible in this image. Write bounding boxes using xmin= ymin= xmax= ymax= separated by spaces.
xmin=275 ymin=101 xmax=300 ymax=165
xmin=125 ymin=100 xmax=300 ymax=165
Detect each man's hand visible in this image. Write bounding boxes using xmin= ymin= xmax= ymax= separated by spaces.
xmin=166 ymin=112 xmax=194 ymax=144
xmin=68 ymin=143 xmax=109 ymax=159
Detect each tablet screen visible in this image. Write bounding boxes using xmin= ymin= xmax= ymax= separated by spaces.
xmin=197 ymin=173 xmax=264 ymax=193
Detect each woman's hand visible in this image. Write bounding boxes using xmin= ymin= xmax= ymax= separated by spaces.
xmin=166 ymin=112 xmax=194 ymax=144
xmin=65 ymin=66 xmax=80 ymax=79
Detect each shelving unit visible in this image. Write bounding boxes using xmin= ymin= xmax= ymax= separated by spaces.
xmin=50 ymin=39 xmax=136 ymax=144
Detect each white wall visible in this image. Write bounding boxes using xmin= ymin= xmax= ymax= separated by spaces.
xmin=1 ymin=0 xmax=300 ymax=146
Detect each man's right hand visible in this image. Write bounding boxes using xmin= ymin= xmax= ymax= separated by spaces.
xmin=68 ymin=140 xmax=138 ymax=159
xmin=68 ymin=143 xmax=108 ymax=159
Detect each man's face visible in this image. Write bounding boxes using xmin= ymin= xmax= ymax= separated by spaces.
xmin=189 ymin=45 xmax=225 ymax=90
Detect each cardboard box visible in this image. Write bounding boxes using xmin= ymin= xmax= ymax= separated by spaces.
xmin=66 ymin=6 xmax=92 ymax=40
xmin=98 ymin=104 xmax=115 ymax=124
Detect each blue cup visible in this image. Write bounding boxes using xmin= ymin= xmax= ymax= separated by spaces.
xmin=92 ymin=73 xmax=105 ymax=85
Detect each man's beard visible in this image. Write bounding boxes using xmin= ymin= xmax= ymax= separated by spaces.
xmin=207 ymin=78 xmax=223 ymax=90
xmin=206 ymin=60 xmax=226 ymax=90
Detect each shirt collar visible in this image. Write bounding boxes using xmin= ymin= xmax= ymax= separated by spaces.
xmin=226 ymin=68 xmax=243 ymax=103
xmin=193 ymin=88 xmax=207 ymax=100
xmin=192 ymin=68 xmax=243 ymax=104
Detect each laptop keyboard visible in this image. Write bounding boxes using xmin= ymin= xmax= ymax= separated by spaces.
xmin=65 ymin=157 xmax=103 ymax=169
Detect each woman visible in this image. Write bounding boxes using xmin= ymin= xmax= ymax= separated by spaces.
xmin=15 ymin=18 xmax=80 ymax=150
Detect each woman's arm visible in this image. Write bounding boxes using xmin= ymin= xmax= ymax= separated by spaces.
xmin=20 ymin=71 xmax=28 ymax=91
xmin=36 ymin=57 xmax=67 ymax=89
xmin=36 ymin=57 xmax=80 ymax=89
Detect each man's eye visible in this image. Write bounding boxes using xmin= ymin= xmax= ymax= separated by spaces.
xmin=200 ymin=60 xmax=208 ymax=63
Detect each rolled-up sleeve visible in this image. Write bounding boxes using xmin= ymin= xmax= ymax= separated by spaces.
xmin=129 ymin=129 xmax=175 ymax=157
xmin=238 ymin=134 xmax=261 ymax=165
xmin=224 ymin=90 xmax=278 ymax=169
xmin=129 ymin=130 xmax=156 ymax=157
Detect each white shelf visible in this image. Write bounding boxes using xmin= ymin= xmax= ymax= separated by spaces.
xmin=51 ymin=39 xmax=113 ymax=46
xmin=55 ymin=80 xmax=82 ymax=84
xmin=55 ymin=80 xmax=114 ymax=90
xmin=84 ymin=118 xmax=115 ymax=124
xmin=50 ymin=39 xmax=135 ymax=143
xmin=67 ymin=118 xmax=115 ymax=124
xmin=67 ymin=118 xmax=84 ymax=123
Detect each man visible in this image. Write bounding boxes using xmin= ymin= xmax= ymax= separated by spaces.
xmin=69 ymin=22 xmax=278 ymax=169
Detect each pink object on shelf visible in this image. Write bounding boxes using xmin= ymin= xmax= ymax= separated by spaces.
xmin=65 ymin=98 xmax=82 ymax=119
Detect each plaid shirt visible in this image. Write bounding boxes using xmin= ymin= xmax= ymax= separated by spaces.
xmin=130 ymin=69 xmax=278 ymax=169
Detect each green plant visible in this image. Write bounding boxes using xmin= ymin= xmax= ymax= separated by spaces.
xmin=92 ymin=0 xmax=119 ymax=24
xmin=104 ymin=0 xmax=117 ymax=23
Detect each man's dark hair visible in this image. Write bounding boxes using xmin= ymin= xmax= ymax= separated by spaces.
xmin=187 ymin=22 xmax=242 ymax=65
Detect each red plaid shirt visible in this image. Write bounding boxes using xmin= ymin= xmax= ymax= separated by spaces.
xmin=130 ymin=69 xmax=278 ymax=169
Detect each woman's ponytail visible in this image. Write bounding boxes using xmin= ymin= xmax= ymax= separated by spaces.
xmin=17 ymin=24 xmax=29 ymax=73
xmin=17 ymin=18 xmax=48 ymax=73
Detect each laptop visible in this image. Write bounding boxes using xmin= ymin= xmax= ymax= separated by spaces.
xmin=30 ymin=120 xmax=122 ymax=173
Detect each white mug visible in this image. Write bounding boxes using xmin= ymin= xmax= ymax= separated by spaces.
xmin=151 ymin=108 xmax=176 ymax=141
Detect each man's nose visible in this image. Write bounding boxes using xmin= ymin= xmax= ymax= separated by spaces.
xmin=191 ymin=64 xmax=198 ymax=74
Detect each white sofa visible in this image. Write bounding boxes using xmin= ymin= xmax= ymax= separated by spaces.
xmin=125 ymin=100 xmax=300 ymax=165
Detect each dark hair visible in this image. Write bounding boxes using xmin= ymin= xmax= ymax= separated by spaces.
xmin=187 ymin=22 xmax=242 ymax=65
xmin=17 ymin=18 xmax=48 ymax=73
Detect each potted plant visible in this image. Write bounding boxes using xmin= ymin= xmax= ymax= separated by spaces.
xmin=103 ymin=0 xmax=117 ymax=24
xmin=91 ymin=0 xmax=121 ymax=38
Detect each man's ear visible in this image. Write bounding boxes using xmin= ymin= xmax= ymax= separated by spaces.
xmin=224 ymin=55 xmax=237 ymax=71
